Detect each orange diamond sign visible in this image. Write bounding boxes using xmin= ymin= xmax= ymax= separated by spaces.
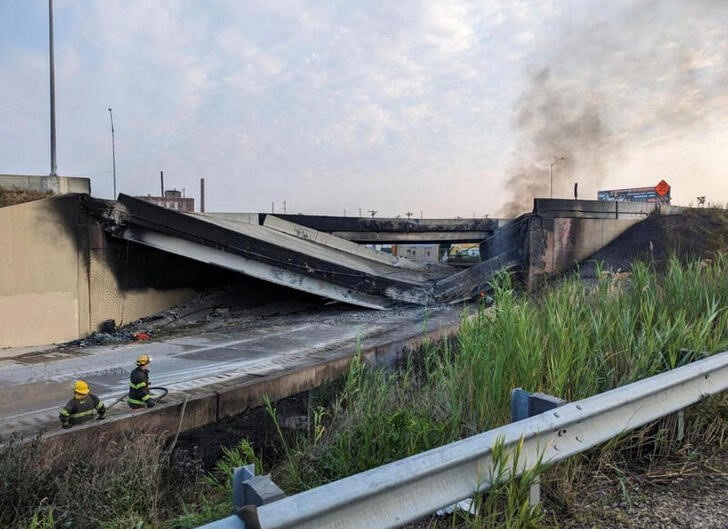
xmin=655 ymin=180 xmax=670 ymax=196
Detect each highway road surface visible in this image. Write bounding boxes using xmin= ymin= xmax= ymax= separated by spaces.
xmin=0 ymin=304 xmax=463 ymax=440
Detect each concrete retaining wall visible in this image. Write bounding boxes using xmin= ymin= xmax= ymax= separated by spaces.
xmin=525 ymin=199 xmax=684 ymax=289
xmin=0 ymin=174 xmax=91 ymax=195
xmin=87 ymin=222 xmax=198 ymax=331
xmin=0 ymin=195 xmax=225 ymax=347
xmin=526 ymin=216 xmax=643 ymax=289
xmin=0 ymin=196 xmax=91 ymax=346
xmin=533 ymin=198 xmax=682 ymax=219
xmin=479 ymin=199 xmax=686 ymax=290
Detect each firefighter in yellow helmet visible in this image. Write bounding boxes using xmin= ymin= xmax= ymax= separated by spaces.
xmin=59 ymin=380 xmax=106 ymax=429
xmin=128 ymin=354 xmax=155 ymax=409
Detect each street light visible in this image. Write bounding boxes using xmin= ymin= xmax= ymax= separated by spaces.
xmin=108 ymin=108 xmax=117 ymax=198
xmin=49 ymin=0 xmax=57 ymax=176
xmin=550 ymin=156 xmax=565 ymax=198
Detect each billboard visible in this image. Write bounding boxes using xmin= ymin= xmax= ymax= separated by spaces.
xmin=598 ymin=180 xmax=671 ymax=204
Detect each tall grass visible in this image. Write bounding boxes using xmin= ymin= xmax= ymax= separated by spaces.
xmin=271 ymin=353 xmax=458 ymax=491
xmin=447 ymin=255 xmax=728 ymax=434
xmin=0 ymin=431 xmax=167 ymax=529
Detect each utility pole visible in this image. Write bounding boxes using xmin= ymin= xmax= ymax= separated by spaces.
xmin=550 ymin=156 xmax=565 ymax=198
xmin=108 ymin=108 xmax=116 ymax=197
xmin=48 ymin=0 xmax=57 ymax=176
xmin=160 ymin=171 xmax=164 ymax=196
xmin=200 ymin=178 xmax=205 ymax=212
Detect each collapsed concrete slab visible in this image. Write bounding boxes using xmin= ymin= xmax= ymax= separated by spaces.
xmin=107 ymin=195 xmax=509 ymax=309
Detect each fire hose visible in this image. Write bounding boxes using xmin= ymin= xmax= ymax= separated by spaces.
xmin=105 ymin=386 xmax=169 ymax=411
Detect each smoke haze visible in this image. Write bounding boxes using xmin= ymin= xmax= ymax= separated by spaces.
xmin=501 ymin=0 xmax=728 ymax=216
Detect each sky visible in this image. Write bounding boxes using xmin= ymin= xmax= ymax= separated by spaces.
xmin=1 ymin=0 xmax=727 ymax=217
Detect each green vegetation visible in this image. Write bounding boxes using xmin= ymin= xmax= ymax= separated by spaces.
xmin=2 ymin=255 xmax=727 ymax=528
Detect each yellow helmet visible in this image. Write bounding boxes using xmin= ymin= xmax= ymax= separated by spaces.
xmin=136 ymin=354 xmax=152 ymax=366
xmin=73 ymin=380 xmax=90 ymax=395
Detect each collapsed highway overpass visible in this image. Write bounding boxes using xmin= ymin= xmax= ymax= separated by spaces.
xmin=0 ymin=193 xmax=512 ymax=347
xmin=106 ymin=194 xmax=511 ymax=309
xmin=1 ymin=192 xmax=682 ymax=349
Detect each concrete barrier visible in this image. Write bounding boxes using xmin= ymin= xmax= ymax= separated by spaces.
xmin=0 ymin=173 xmax=91 ymax=195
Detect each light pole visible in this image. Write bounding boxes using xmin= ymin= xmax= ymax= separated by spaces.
xmin=108 ymin=108 xmax=117 ymax=198
xmin=550 ymin=156 xmax=565 ymax=198
xmin=49 ymin=0 xmax=57 ymax=176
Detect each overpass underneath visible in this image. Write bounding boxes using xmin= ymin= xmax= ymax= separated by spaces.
xmin=246 ymin=212 xmax=504 ymax=244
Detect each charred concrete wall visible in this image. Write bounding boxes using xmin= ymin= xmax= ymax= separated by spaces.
xmin=0 ymin=195 xmax=91 ymax=347
xmin=525 ymin=216 xmax=642 ymax=289
xmin=0 ymin=195 xmax=236 ymax=347
xmin=88 ymin=221 xmax=224 ymax=331
xmin=525 ymin=199 xmax=684 ymax=289
xmin=479 ymin=200 xmax=686 ymax=291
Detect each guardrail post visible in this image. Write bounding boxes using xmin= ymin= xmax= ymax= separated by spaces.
xmin=233 ymin=465 xmax=256 ymax=512
xmin=677 ymin=410 xmax=685 ymax=442
xmin=511 ymin=388 xmax=566 ymax=506
xmin=230 ymin=464 xmax=286 ymax=529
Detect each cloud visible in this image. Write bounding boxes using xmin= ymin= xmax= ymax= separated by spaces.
xmin=500 ymin=0 xmax=728 ymax=215
xmin=1 ymin=0 xmax=726 ymax=217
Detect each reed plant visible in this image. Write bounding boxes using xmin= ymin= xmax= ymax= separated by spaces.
xmin=447 ymin=254 xmax=728 ymax=435
xmin=271 ymin=352 xmax=458 ymax=491
xmin=0 ymin=431 xmax=168 ymax=529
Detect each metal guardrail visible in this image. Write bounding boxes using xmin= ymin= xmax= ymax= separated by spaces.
xmin=199 ymin=350 xmax=728 ymax=529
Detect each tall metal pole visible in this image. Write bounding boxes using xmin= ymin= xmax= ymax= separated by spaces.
xmin=108 ymin=108 xmax=116 ymax=198
xmin=49 ymin=0 xmax=57 ymax=176
xmin=550 ymin=156 xmax=564 ymax=198
xmin=200 ymin=178 xmax=205 ymax=212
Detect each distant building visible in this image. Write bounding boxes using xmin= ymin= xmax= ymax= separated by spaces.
xmin=445 ymin=243 xmax=480 ymax=263
xmin=136 ymin=189 xmax=194 ymax=212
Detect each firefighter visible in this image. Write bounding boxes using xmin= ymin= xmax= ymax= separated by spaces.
xmin=128 ymin=354 xmax=155 ymax=409
xmin=59 ymin=380 xmax=106 ymax=429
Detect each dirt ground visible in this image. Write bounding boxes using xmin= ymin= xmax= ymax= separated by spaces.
xmin=580 ymin=208 xmax=728 ymax=276
xmin=399 ymin=444 xmax=728 ymax=529
xmin=543 ymin=444 xmax=728 ymax=529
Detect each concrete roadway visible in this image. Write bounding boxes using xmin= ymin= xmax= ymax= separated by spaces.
xmin=0 ymin=305 xmax=463 ymax=440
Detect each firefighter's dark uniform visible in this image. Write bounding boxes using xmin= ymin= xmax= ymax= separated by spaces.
xmin=128 ymin=366 xmax=153 ymax=408
xmin=59 ymin=394 xmax=106 ymax=428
